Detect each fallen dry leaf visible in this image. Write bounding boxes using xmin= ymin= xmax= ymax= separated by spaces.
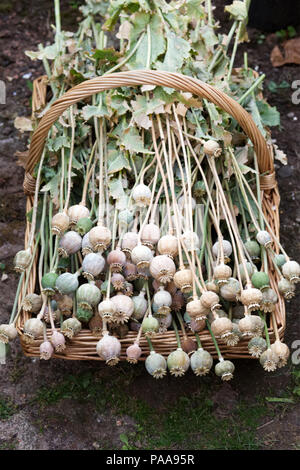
xmin=14 ymin=116 xmax=33 ymax=133
xmin=273 ymin=143 xmax=288 ymax=165
xmin=271 ymin=38 xmax=300 ymax=67
xmin=15 ymin=150 xmax=29 ymax=168
xmin=116 ymin=20 xmax=131 ymax=40
xmin=175 ymin=102 xmax=187 ymax=117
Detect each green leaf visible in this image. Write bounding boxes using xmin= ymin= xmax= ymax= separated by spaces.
xmin=103 ymin=1 xmax=126 ymax=31
xmin=265 ymin=397 xmax=294 ymax=403
xmin=246 ymin=98 xmax=265 ymax=134
xmin=293 ymin=386 xmax=300 ymax=396
xmin=131 ymin=95 xmax=164 ymax=128
xmin=225 ymin=1 xmax=248 ymax=21
xmin=25 ymin=44 xmax=59 ymax=61
xmin=108 ymin=178 xmax=125 ymax=199
xmin=128 ymin=14 xmax=166 ymax=68
xmin=41 ymin=173 xmax=60 ymax=201
xmin=256 ymin=100 xmax=280 ymax=127
xmin=239 ymin=164 xmax=257 ymax=174
xmin=92 ymin=47 xmax=121 ymax=64
xmin=153 ymin=87 xmax=180 ymax=105
xmin=71 ymin=155 xmax=83 ymax=170
xmin=138 ymin=0 xmax=151 ymax=11
xmin=109 ymin=94 xmax=131 ymax=116
xmin=200 ymin=25 xmax=219 ymax=51
xmin=49 ymin=135 xmax=71 ymax=152
xmin=120 ymin=127 xmax=154 ymax=154
xmin=159 ymin=31 xmax=190 ymax=72
xmin=107 ymin=149 xmax=131 ymax=174
xmin=129 ymin=11 xmax=149 ymax=42
xmin=154 ymin=0 xmax=172 ymax=13
xmin=186 ymin=0 xmax=205 ymax=17
xmin=205 ymin=101 xmax=226 ymax=139
xmin=70 ymin=69 xmax=86 ymax=85
xmin=120 ymin=433 xmax=129 ymax=445
xmin=267 ymin=81 xmax=278 ymax=93
xmin=81 ymin=104 xmax=110 ymax=120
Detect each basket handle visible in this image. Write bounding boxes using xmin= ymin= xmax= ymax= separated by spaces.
xmin=24 ymin=70 xmax=275 ymax=193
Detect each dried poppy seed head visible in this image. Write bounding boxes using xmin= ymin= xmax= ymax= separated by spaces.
xmin=157 ymin=234 xmax=179 ymax=259
xmin=174 ymin=268 xmax=193 ymax=293
xmin=282 ymin=260 xmax=300 ymax=284
xmin=248 ymin=336 xmax=267 ymax=358
xmin=0 ymin=324 xmax=18 ymax=344
xmin=14 ymin=248 xmax=31 ymax=273
xmin=40 ymin=341 xmax=54 ymax=360
xmin=203 ymin=139 xmax=222 ymax=157
xmin=51 ymin=211 xmax=70 ymax=236
xmin=68 ymin=204 xmax=89 ymax=226
xmin=150 ymin=255 xmax=176 ymax=284
xmin=89 ymin=225 xmax=111 ymax=253
xmin=259 ymin=348 xmax=279 ymax=372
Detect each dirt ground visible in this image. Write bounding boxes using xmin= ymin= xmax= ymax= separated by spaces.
xmin=0 ymin=0 xmax=299 ymax=450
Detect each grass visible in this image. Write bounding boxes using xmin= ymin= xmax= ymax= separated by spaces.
xmin=33 ymin=367 xmax=275 ymax=450
xmin=0 ymin=1 xmax=13 ymax=13
xmin=292 ymin=366 xmax=300 ymax=397
xmin=0 ymin=440 xmax=17 ymax=450
xmin=0 ymin=396 xmax=17 ymax=421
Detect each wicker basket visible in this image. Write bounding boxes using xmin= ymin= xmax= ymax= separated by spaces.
xmin=17 ymin=70 xmax=285 ymax=360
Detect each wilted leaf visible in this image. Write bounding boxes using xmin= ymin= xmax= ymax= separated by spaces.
xmin=25 ymin=44 xmax=59 ymax=61
xmin=271 ymin=38 xmax=300 ymax=67
xmin=49 ymin=135 xmax=71 ymax=152
xmin=120 ymin=126 xmax=154 ymax=154
xmin=131 ymin=95 xmax=164 ymax=128
xmin=138 ymin=0 xmax=151 ymax=11
xmin=273 ymin=144 xmax=288 ymax=165
xmin=225 ymin=1 xmax=248 ymax=21
xmin=41 ymin=173 xmax=60 ymax=202
xmin=178 ymin=92 xmax=203 ymax=109
xmin=239 ymin=164 xmax=257 ymax=174
xmin=200 ymin=25 xmax=219 ymax=51
xmin=154 ymin=0 xmax=172 ymax=13
xmin=81 ymin=104 xmax=110 ymax=120
xmin=107 ymin=149 xmax=131 ymax=174
xmin=14 ymin=116 xmax=33 ymax=133
xmin=235 ymin=146 xmax=248 ymax=165
xmin=175 ymin=102 xmax=187 ymax=117
xmin=108 ymin=178 xmax=125 ymax=199
xmin=159 ymin=31 xmax=190 ymax=72
xmin=116 ymin=20 xmax=132 ymax=40
xmin=141 ymin=84 xmax=156 ymax=92
xmin=223 ymin=130 xmax=232 ymax=147
xmin=108 ymin=94 xmax=130 ymax=116
xmin=130 ymin=14 xmax=166 ymax=68
xmin=103 ymin=1 xmax=127 ymax=31
xmin=186 ymin=0 xmax=205 ymax=17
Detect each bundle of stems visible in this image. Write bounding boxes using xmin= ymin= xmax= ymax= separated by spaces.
xmin=2 ymin=0 xmax=295 ymax=379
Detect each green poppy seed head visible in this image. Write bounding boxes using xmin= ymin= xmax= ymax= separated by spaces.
xmin=251 ymin=271 xmax=270 ymax=290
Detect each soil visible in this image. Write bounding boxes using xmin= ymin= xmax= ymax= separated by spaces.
xmin=0 ymin=0 xmax=299 ymax=451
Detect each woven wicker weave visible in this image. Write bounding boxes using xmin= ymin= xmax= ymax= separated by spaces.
xmin=17 ymin=70 xmax=285 ymax=360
